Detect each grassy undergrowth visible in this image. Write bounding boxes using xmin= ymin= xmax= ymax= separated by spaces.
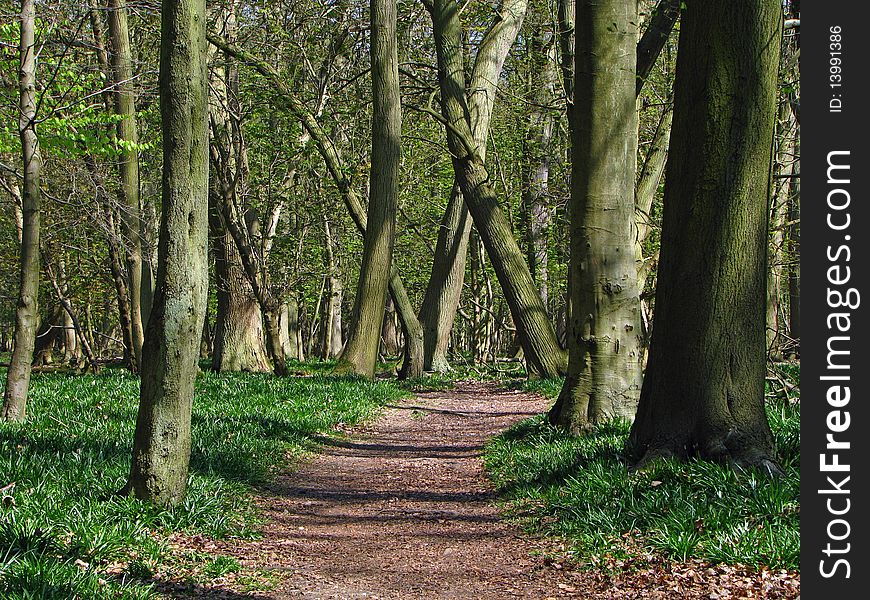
xmin=485 ymin=365 xmax=800 ymax=571
xmin=0 ymin=367 xmax=407 ymax=599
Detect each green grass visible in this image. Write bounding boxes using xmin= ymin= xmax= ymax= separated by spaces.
xmin=0 ymin=368 xmax=408 ymax=598
xmin=486 ymin=368 xmax=800 ymax=571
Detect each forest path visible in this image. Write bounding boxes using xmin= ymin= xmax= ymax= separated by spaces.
xmin=226 ymin=380 xmax=583 ymax=599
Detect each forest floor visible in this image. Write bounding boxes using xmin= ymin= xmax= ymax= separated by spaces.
xmin=167 ymin=381 xmax=799 ymax=599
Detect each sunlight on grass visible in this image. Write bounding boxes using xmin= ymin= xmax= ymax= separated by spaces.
xmin=0 ymin=368 xmax=408 ymax=598
xmin=486 ymin=366 xmax=800 ymax=571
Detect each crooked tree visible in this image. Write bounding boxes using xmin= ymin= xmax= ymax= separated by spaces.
xmin=418 ymin=0 xmax=528 ymax=373
xmin=628 ymin=0 xmax=783 ymax=471
xmin=429 ymin=0 xmax=566 ymax=378
xmin=123 ymin=0 xmax=210 ymax=504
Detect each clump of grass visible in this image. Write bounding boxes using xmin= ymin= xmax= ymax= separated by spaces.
xmin=0 ymin=368 xmax=408 ymax=598
xmin=485 ymin=370 xmax=800 ymax=571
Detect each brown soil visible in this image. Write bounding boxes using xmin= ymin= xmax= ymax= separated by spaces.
xmin=183 ymin=381 xmax=799 ymax=599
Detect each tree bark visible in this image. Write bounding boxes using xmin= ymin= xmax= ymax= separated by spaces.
xmin=210 ymin=206 xmax=271 ymax=372
xmin=208 ymin=3 xmax=287 ymax=376
xmin=3 ymin=0 xmax=41 ymax=422
xmin=123 ymin=0 xmax=209 ymax=505
xmin=337 ymin=0 xmax=402 ymax=377
xmin=107 ymin=0 xmax=145 ymax=372
xmin=627 ymin=0 xmax=782 ymax=472
xmin=522 ymin=24 xmax=557 ymax=311
xmin=549 ymin=0 xmax=644 ymax=432
xmin=635 ymin=0 xmax=681 ymax=96
xmin=429 ymin=0 xmax=566 ymax=378
xmin=322 ymin=218 xmax=344 ymax=359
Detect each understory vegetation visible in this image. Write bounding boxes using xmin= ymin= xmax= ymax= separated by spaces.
xmin=0 ymin=365 xmax=407 ymax=598
xmin=485 ymin=364 xmax=800 ymax=571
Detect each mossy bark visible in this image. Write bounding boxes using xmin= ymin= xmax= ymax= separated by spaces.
xmin=123 ymin=0 xmax=209 ymax=505
xmin=627 ymin=0 xmax=782 ymax=472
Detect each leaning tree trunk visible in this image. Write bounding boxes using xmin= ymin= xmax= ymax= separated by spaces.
xmin=3 ymin=0 xmax=41 ymax=422
xmin=418 ymin=0 xmax=528 ymax=373
xmin=123 ymin=0 xmax=209 ymax=505
xmin=628 ymin=0 xmax=782 ymax=472
xmin=549 ymin=0 xmax=644 ymax=432
xmin=107 ymin=0 xmax=146 ymax=372
xmin=336 ymin=0 xmax=401 ymax=377
xmin=430 ymin=0 xmax=566 ymax=378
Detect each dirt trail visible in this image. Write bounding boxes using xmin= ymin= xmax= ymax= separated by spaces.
xmin=204 ymin=381 xmax=798 ymax=600
xmin=234 ymin=381 xmax=579 ymax=599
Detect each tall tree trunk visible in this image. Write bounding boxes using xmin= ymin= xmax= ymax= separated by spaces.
xmin=3 ymin=0 xmax=41 ymax=422
xmin=107 ymin=0 xmax=145 ymax=372
xmin=418 ymin=0 xmax=529 ymax=373
xmin=337 ymin=0 xmax=401 ymax=377
xmin=429 ymin=0 xmax=566 ymax=378
xmin=635 ymin=104 xmax=673 ymax=286
xmin=280 ymin=299 xmax=301 ymax=361
xmin=522 ymin=24 xmax=557 ymax=311
xmin=766 ymin=101 xmax=796 ymax=359
xmin=418 ymin=184 xmax=471 ymax=372
xmin=549 ymin=0 xmax=644 ymax=432
xmin=382 ymin=297 xmax=399 ymax=356
xmin=628 ymin=0 xmax=782 ymax=471
xmin=123 ymin=0 xmax=209 ymax=505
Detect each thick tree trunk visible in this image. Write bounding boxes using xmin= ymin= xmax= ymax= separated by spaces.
xmin=381 ymin=296 xmax=400 ymax=356
xmin=208 ymin=3 xmax=287 ymax=376
xmin=382 ymin=297 xmax=399 ymax=357
xmin=628 ymin=0 xmax=782 ymax=472
xmin=430 ymin=0 xmax=566 ymax=378
xmin=123 ymin=0 xmax=209 ymax=505
xmin=211 ymin=214 xmax=271 ymax=372
xmin=337 ymin=0 xmax=401 ymax=377
xmin=418 ymin=0 xmax=528 ymax=373
xmin=107 ymin=0 xmax=145 ymax=372
xmin=549 ymin=0 xmax=644 ymax=432
xmin=3 ymin=0 xmax=41 ymax=422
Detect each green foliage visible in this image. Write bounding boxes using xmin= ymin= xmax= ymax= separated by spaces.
xmin=0 ymin=369 xmax=408 ymax=598
xmin=486 ymin=371 xmax=800 ymax=571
